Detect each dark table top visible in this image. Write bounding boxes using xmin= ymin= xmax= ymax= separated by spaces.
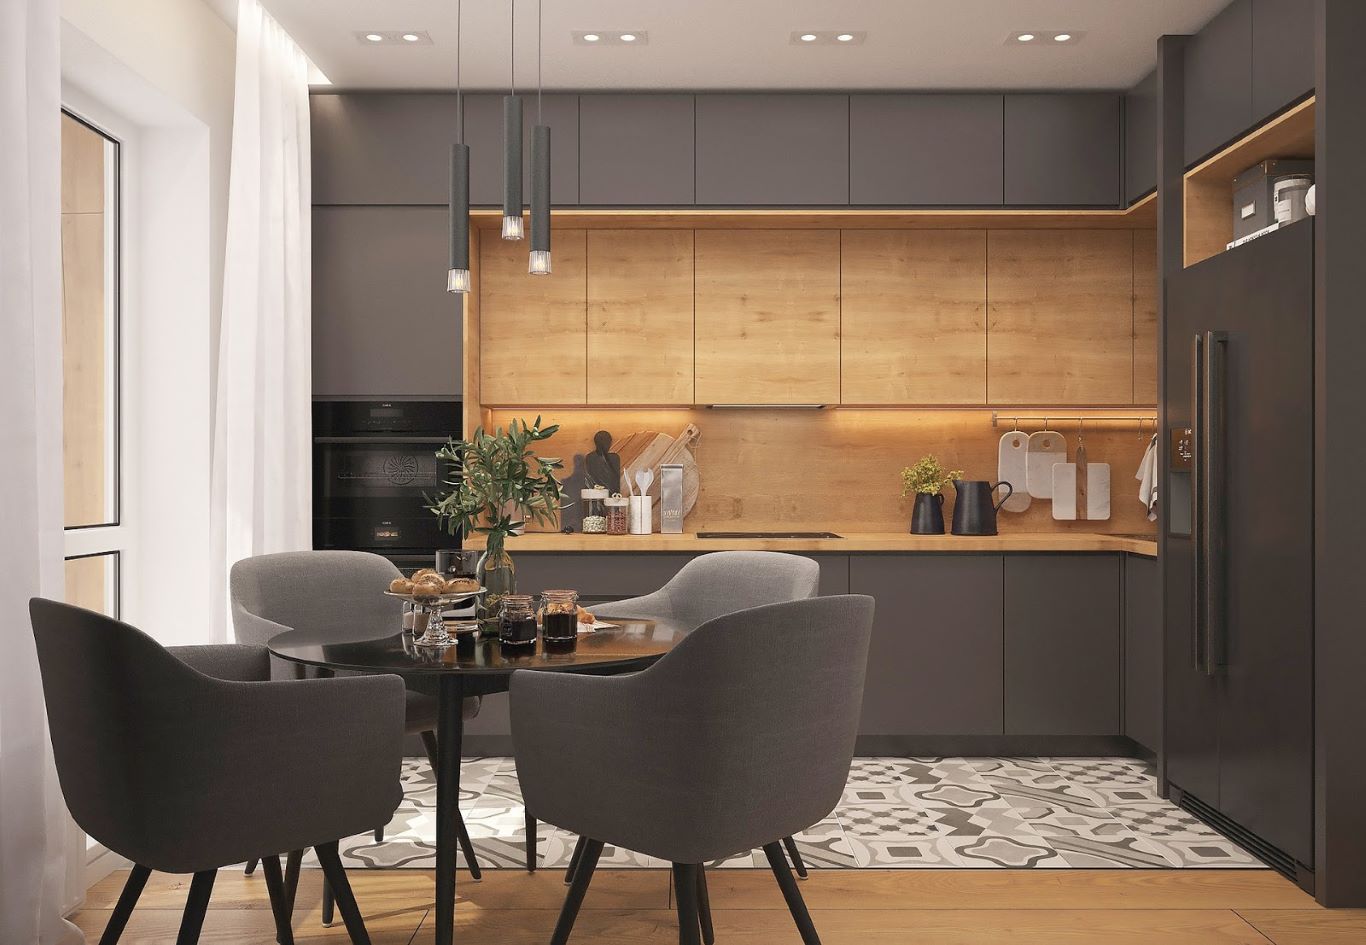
xmin=267 ymin=616 xmax=686 ymax=677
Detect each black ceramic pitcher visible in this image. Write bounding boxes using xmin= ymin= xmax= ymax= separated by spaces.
xmin=951 ymin=480 xmax=1014 ymax=536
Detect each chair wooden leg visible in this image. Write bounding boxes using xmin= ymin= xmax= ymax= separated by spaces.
xmin=550 ymin=838 xmax=603 ymax=945
xmin=563 ymin=835 xmax=586 ymax=885
xmin=763 ymin=842 xmax=821 ymax=945
xmin=525 ymin=808 xmax=538 ymax=872
xmin=672 ymin=864 xmax=702 ymax=945
xmin=97 ymin=863 xmax=151 ymax=945
xmin=696 ymin=865 xmax=715 ymax=945
xmin=316 ymin=840 xmax=372 ymax=945
xmin=260 ymin=854 xmax=295 ymax=945
xmin=783 ymin=835 xmax=810 ymax=880
xmin=175 ymin=870 xmax=217 ymax=945
xmin=244 ymin=858 xmax=259 ymax=876
xmin=321 ymin=881 xmax=335 ymax=927
xmin=422 ymin=728 xmax=483 ymax=880
xmin=283 ymin=850 xmax=303 ymax=913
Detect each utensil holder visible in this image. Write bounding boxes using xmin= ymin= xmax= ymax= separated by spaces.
xmin=629 ymin=496 xmax=652 ymax=535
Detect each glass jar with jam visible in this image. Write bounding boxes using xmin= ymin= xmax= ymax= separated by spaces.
xmin=540 ymin=589 xmax=579 ymax=647
xmin=498 ymin=594 xmax=538 ymax=649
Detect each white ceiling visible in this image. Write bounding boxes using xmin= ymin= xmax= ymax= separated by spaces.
xmin=224 ymin=0 xmax=1230 ymax=92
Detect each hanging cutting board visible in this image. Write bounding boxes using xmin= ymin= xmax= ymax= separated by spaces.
xmin=1085 ymin=463 xmax=1112 ymax=520
xmin=1051 ymin=462 xmax=1112 ymax=521
xmin=619 ymin=424 xmax=701 ymax=525
xmin=997 ymin=431 xmax=1032 ymax=512
xmin=1051 ymin=464 xmax=1079 ymax=520
xmin=1025 ymin=431 xmax=1066 ymax=499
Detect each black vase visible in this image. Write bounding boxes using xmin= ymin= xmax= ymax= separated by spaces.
xmin=910 ymin=493 xmax=946 ymax=534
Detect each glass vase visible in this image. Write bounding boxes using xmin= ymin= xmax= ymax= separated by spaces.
xmin=476 ymin=535 xmax=516 ymax=637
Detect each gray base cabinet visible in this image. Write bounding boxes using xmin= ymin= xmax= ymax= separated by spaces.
xmin=1004 ymin=555 xmax=1122 ymax=735
xmin=1124 ymin=554 xmax=1162 ymax=753
xmin=851 ymin=555 xmax=1004 ymax=737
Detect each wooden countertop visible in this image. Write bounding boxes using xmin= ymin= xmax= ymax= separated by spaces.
xmin=466 ymin=532 xmax=1158 ymax=557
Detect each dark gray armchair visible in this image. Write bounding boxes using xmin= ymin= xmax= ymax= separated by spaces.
xmin=512 ymin=595 xmax=874 ymax=945
xmin=230 ymin=549 xmax=486 ymax=920
xmin=30 ymin=598 xmax=403 ymax=945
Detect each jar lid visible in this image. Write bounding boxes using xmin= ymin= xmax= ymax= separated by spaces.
xmin=604 ymin=495 xmax=629 ymax=507
xmin=501 ymin=594 xmax=534 ymax=604
xmin=581 ymin=488 xmax=609 ymax=499
xmin=542 ymin=588 xmax=578 ymax=598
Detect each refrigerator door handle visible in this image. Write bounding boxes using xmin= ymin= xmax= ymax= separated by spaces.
xmin=1191 ymin=332 xmax=1207 ymax=674
xmin=1203 ymin=331 xmax=1230 ymax=676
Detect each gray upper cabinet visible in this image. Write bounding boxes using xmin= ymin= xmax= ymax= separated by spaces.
xmin=1003 ymin=94 xmax=1121 ymax=206
xmin=694 ymin=94 xmax=849 ymax=206
xmin=312 ymin=206 xmax=461 ymax=397
xmin=1004 ymin=554 xmax=1121 ymax=735
xmin=1125 ymin=70 xmax=1158 ymax=204
xmin=463 ymin=93 xmax=579 ymax=207
xmin=311 ymin=93 xmax=459 ymax=205
xmin=1184 ymin=0 xmax=1253 ymax=166
xmin=852 ymin=555 xmax=1005 ymax=740
xmin=579 ymin=95 xmax=695 ymax=206
xmin=1252 ymin=0 xmax=1315 ymax=119
xmin=849 ymin=94 xmax=1004 ymax=206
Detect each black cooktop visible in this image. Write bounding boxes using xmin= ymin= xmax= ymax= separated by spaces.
xmin=696 ymin=531 xmax=843 ymax=539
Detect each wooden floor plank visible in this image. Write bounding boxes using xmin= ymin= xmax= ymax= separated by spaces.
xmin=70 ymin=906 xmax=428 ymax=945
xmin=1238 ymin=908 xmax=1366 ymax=944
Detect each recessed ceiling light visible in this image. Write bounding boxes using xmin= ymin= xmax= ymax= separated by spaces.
xmin=402 ymin=33 xmax=421 ymax=42
xmin=620 ymin=33 xmax=636 ymax=42
xmin=800 ymin=33 xmax=818 ymax=42
xmin=1007 ymin=30 xmax=1081 ymax=46
xmin=1054 ymin=33 xmax=1072 ymax=42
xmin=791 ymin=31 xmax=865 ymax=46
xmin=583 ymin=33 xmax=600 ymax=41
xmin=1017 ymin=33 xmax=1035 ymax=42
xmin=573 ymin=31 xmax=648 ymax=45
xmin=365 ymin=33 xmax=383 ymax=42
xmin=837 ymin=33 xmax=854 ymax=42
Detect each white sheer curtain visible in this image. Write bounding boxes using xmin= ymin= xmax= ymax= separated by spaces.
xmin=211 ymin=0 xmax=313 ymax=641
xmin=0 ymin=0 xmax=85 ymax=942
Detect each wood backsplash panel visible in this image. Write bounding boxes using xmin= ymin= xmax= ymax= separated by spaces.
xmin=841 ymin=230 xmax=988 ymax=404
xmin=1133 ymin=230 xmax=1158 ymax=404
xmin=986 ymin=229 xmax=1137 ymax=405
xmin=694 ymin=230 xmax=841 ymax=404
xmin=485 ymin=408 xmax=1158 ymax=536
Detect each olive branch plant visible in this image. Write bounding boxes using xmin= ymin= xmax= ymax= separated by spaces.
xmin=900 ymin=454 xmax=963 ymax=497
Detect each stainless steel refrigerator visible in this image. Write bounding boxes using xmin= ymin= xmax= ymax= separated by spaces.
xmin=1163 ymin=219 xmax=1314 ymax=891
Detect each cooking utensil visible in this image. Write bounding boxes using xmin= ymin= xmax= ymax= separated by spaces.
xmin=620 ymin=424 xmax=701 ymax=526
xmin=951 ymin=480 xmax=1014 ymax=536
xmin=997 ymin=430 xmax=1032 ymax=512
xmin=1026 ymin=430 xmax=1066 ymax=499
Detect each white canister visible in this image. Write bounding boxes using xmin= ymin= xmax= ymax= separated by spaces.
xmin=1273 ymin=175 xmax=1313 ymax=225
xmin=629 ymin=495 xmax=653 ymax=535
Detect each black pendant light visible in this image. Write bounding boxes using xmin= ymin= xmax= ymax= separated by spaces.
xmin=528 ymin=0 xmax=551 ymax=274
xmin=501 ymin=0 xmax=524 ymax=240
xmin=446 ymin=0 xmax=470 ymax=293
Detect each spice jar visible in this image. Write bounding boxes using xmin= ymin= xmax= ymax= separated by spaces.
xmin=540 ymin=589 xmax=579 ymax=646
xmin=604 ymin=494 xmax=629 ymax=535
xmin=498 ymin=594 xmax=538 ymax=649
xmin=580 ymin=488 xmax=608 ymax=533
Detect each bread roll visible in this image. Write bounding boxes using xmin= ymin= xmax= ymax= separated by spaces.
xmin=443 ymin=577 xmax=480 ymax=594
xmin=390 ymin=577 xmax=414 ymax=594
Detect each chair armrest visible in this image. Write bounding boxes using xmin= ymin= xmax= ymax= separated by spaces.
xmin=231 ymin=603 xmax=292 ymax=647
xmin=169 ymin=643 xmax=270 ymax=682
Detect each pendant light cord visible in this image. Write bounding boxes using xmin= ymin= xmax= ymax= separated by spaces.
xmin=510 ymin=0 xmax=515 ymax=96
xmin=455 ymin=0 xmax=462 ymax=142
xmin=537 ymin=0 xmax=542 ymax=122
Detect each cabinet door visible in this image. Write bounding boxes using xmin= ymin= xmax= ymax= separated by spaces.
xmin=587 ymin=230 xmax=694 ymax=404
xmin=1252 ymin=0 xmax=1315 ymax=121
xmin=463 ymin=93 xmax=579 ymax=207
xmin=1124 ymin=554 xmax=1162 ymax=754
xmin=694 ymin=230 xmax=841 ymax=404
xmin=1003 ymin=94 xmax=1121 ymax=206
xmin=849 ymin=95 xmax=1003 ymax=206
xmin=851 ymin=555 xmax=1004 ymax=737
xmin=479 ymin=229 xmax=586 ymax=405
xmin=311 ymin=93 xmax=456 ymax=205
xmin=1125 ymin=70 xmax=1158 ymax=204
xmin=694 ymin=95 xmax=849 ymax=206
xmin=579 ymin=95 xmax=695 ymax=206
xmin=1184 ymin=0 xmax=1253 ymax=166
xmin=1133 ymin=231 xmax=1158 ymax=404
xmin=1004 ymin=555 xmax=1121 ymax=735
xmin=986 ymin=229 xmax=1136 ymax=405
xmin=312 ymin=207 xmax=461 ymax=397
xmin=840 ymin=230 xmax=987 ymax=404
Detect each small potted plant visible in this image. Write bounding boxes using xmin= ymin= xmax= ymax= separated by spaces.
xmin=430 ymin=417 xmax=564 ymax=630
xmin=900 ymin=455 xmax=963 ymax=535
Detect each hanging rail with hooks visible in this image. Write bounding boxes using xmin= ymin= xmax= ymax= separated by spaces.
xmin=990 ymin=412 xmax=1157 ymax=432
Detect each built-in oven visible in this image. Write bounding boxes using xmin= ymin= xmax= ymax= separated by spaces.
xmin=313 ymin=400 xmax=461 ymax=571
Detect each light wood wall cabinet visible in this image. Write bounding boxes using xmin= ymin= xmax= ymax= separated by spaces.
xmin=479 ymin=229 xmax=587 ymax=405
xmin=587 ymin=230 xmax=695 ymax=404
xmin=694 ymin=230 xmax=841 ymax=405
xmin=841 ymin=230 xmax=988 ymax=404
xmin=986 ymin=230 xmax=1137 ymax=405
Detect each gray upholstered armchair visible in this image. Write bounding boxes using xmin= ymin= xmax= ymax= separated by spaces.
xmin=230 ymin=550 xmax=486 ymax=921
xmin=512 ymin=594 xmax=874 ymax=945
xmin=30 ymin=599 xmax=403 ymax=945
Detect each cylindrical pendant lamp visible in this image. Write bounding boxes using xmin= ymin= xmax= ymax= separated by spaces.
xmin=528 ymin=125 xmax=551 ymax=274
xmin=447 ymin=143 xmax=471 ymax=292
xmin=501 ymin=95 xmax=524 ymax=240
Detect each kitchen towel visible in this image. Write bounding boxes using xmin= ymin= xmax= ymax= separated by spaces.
xmin=1136 ymin=434 xmax=1159 ymax=522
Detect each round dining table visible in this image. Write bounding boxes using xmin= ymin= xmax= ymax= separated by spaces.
xmin=268 ymin=617 xmax=688 ymax=945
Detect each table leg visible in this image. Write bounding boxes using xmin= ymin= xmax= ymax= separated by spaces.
xmin=434 ymin=675 xmax=464 ymax=945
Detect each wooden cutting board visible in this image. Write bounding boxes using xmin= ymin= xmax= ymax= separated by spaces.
xmin=619 ymin=424 xmax=701 ymax=525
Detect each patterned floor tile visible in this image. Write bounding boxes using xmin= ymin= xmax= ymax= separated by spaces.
xmin=1133 ymin=835 xmax=1265 ymax=868
xmin=947 ymin=834 xmax=1069 ymax=869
